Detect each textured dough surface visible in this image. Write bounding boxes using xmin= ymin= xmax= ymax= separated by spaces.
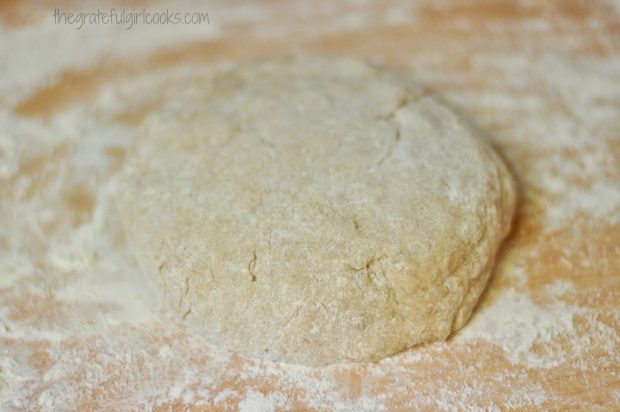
xmin=117 ymin=55 xmax=516 ymax=365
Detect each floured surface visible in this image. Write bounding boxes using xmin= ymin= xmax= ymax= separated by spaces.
xmin=1 ymin=0 xmax=619 ymax=410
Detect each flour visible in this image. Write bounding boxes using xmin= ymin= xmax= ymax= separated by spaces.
xmin=456 ymin=288 xmax=581 ymax=368
xmin=238 ymin=390 xmax=289 ymax=412
xmin=1 ymin=0 xmax=619 ymax=410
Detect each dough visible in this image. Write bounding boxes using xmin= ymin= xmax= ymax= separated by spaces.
xmin=117 ymin=55 xmax=516 ymax=365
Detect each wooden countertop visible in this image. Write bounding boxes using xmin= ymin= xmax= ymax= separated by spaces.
xmin=1 ymin=0 xmax=618 ymax=410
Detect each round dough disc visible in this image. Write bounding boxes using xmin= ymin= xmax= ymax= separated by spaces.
xmin=117 ymin=55 xmax=516 ymax=365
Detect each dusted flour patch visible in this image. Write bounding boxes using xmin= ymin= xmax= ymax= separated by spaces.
xmin=117 ymin=55 xmax=516 ymax=365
